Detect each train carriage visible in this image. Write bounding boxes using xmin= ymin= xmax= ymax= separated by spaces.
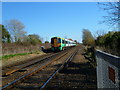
xmin=51 ymin=37 xmax=76 ymax=52
xmin=51 ymin=37 xmax=65 ymax=51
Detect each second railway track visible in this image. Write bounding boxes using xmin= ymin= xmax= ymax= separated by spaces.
xmin=2 ymin=47 xmax=78 ymax=90
xmin=2 ymin=53 xmax=54 ymax=76
xmin=2 ymin=48 xmax=71 ymax=77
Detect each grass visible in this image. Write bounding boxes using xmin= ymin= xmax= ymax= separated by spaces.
xmin=1 ymin=53 xmax=30 ymax=60
xmin=1 ymin=50 xmax=42 ymax=60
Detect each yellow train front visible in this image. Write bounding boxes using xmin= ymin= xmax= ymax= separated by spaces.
xmin=51 ymin=37 xmax=76 ymax=52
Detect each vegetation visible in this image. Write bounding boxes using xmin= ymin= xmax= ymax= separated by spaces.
xmin=1 ymin=19 xmax=43 ymax=57
xmin=1 ymin=50 xmax=42 ymax=60
xmin=0 ymin=24 xmax=11 ymax=43
xmin=82 ymin=29 xmax=120 ymax=69
xmin=45 ymin=41 xmax=49 ymax=43
xmin=1 ymin=52 xmax=30 ymax=60
xmin=82 ymin=29 xmax=96 ymax=67
xmin=95 ymin=2 xmax=120 ymax=56
xmin=98 ymin=2 xmax=120 ymax=26
xmin=82 ymin=29 xmax=95 ymax=46
xmin=95 ymin=31 xmax=120 ymax=56
xmin=3 ymin=19 xmax=43 ymax=45
xmin=21 ymin=34 xmax=42 ymax=45
xmin=5 ymin=19 xmax=27 ymax=42
xmin=82 ymin=2 xmax=120 ymax=57
xmin=82 ymin=30 xmax=120 ymax=58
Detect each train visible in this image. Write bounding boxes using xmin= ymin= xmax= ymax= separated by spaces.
xmin=51 ymin=37 xmax=76 ymax=52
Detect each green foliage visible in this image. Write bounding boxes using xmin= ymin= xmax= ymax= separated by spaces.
xmin=1 ymin=24 xmax=11 ymax=43
xmin=26 ymin=34 xmax=42 ymax=45
xmin=95 ymin=31 xmax=120 ymax=56
xmin=1 ymin=52 xmax=30 ymax=60
xmin=1 ymin=50 xmax=42 ymax=60
xmin=45 ymin=41 xmax=49 ymax=43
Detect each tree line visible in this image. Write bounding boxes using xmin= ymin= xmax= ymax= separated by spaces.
xmin=82 ymin=29 xmax=120 ymax=56
xmin=82 ymin=2 xmax=120 ymax=56
xmin=1 ymin=19 xmax=43 ymax=45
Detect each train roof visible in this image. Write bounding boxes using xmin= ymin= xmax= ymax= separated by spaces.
xmin=51 ymin=37 xmax=65 ymax=39
xmin=51 ymin=37 xmax=75 ymax=42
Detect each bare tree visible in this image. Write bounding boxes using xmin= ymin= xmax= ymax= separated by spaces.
xmin=98 ymin=2 xmax=120 ymax=29
xmin=95 ymin=30 xmax=106 ymax=38
xmin=5 ymin=19 xmax=27 ymax=42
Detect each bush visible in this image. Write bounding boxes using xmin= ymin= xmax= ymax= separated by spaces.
xmin=95 ymin=31 xmax=120 ymax=56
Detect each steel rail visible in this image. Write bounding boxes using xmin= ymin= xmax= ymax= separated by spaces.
xmin=39 ymin=48 xmax=78 ymax=89
xmin=2 ymin=53 xmax=52 ymax=69
xmin=2 ymin=53 xmax=55 ymax=76
xmin=2 ymin=50 xmax=67 ymax=76
xmin=2 ymin=52 xmax=68 ymax=90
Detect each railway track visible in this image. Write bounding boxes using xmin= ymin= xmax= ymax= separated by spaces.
xmin=40 ymin=48 xmax=78 ymax=89
xmin=2 ymin=53 xmax=57 ymax=76
xmin=44 ymin=47 xmax=97 ymax=89
xmin=2 ymin=53 xmax=52 ymax=68
xmin=2 ymin=47 xmax=78 ymax=90
xmin=3 ymin=48 xmax=76 ymax=76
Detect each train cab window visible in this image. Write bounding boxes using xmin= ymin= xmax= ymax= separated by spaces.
xmin=58 ymin=38 xmax=61 ymax=43
xmin=62 ymin=40 xmax=64 ymax=43
xmin=51 ymin=38 xmax=54 ymax=44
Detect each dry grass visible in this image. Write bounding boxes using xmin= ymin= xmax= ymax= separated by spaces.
xmin=2 ymin=43 xmax=42 ymax=56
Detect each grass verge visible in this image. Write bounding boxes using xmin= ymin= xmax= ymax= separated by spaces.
xmin=1 ymin=50 xmax=42 ymax=60
xmin=1 ymin=53 xmax=30 ymax=60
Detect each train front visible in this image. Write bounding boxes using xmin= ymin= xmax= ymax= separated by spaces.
xmin=51 ymin=37 xmax=61 ymax=52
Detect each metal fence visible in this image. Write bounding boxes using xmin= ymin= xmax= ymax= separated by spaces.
xmin=95 ymin=50 xmax=120 ymax=89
